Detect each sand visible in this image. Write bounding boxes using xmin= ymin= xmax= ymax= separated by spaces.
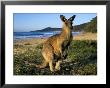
xmin=14 ymin=32 xmax=97 ymax=46
xmin=74 ymin=32 xmax=97 ymax=40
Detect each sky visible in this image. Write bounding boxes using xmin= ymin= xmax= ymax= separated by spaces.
xmin=14 ymin=13 xmax=96 ymax=32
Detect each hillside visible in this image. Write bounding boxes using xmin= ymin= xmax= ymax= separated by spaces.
xmin=31 ymin=16 xmax=97 ymax=33
xmin=74 ymin=16 xmax=97 ymax=33
xmin=31 ymin=27 xmax=61 ymax=32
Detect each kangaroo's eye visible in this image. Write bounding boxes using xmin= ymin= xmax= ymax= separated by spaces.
xmin=63 ymin=18 xmax=66 ymax=22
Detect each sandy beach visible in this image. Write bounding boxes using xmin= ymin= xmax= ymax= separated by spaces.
xmin=14 ymin=32 xmax=97 ymax=46
xmin=74 ymin=32 xmax=97 ymax=40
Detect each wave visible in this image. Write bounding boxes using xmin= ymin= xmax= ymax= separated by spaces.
xmin=14 ymin=31 xmax=80 ymax=40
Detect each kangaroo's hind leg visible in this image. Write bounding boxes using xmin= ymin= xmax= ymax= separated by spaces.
xmin=49 ymin=59 xmax=54 ymax=72
xmin=55 ymin=59 xmax=62 ymax=71
xmin=42 ymin=44 xmax=54 ymax=72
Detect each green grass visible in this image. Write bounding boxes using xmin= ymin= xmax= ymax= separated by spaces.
xmin=14 ymin=40 xmax=97 ymax=75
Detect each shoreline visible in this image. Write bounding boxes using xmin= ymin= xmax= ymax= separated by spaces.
xmin=14 ymin=32 xmax=97 ymax=46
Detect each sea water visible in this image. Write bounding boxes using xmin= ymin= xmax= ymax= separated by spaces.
xmin=14 ymin=31 xmax=80 ymax=40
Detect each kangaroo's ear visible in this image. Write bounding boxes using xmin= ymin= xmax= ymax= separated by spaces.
xmin=69 ymin=15 xmax=76 ymax=21
xmin=60 ymin=15 xmax=66 ymax=22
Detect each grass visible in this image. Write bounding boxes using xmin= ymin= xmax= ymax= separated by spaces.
xmin=14 ymin=40 xmax=97 ymax=75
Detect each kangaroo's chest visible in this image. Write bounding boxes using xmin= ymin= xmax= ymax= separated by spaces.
xmin=63 ymin=33 xmax=72 ymax=46
xmin=49 ymin=30 xmax=72 ymax=56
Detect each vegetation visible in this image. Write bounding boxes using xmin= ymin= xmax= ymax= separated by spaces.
xmin=14 ymin=40 xmax=97 ymax=75
xmin=84 ymin=17 xmax=97 ymax=33
xmin=74 ymin=16 xmax=97 ymax=33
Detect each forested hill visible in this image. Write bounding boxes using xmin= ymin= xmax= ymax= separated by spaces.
xmin=31 ymin=16 xmax=97 ymax=33
xmin=31 ymin=27 xmax=61 ymax=32
xmin=74 ymin=16 xmax=97 ymax=33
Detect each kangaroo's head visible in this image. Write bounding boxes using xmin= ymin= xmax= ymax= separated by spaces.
xmin=60 ymin=15 xmax=76 ymax=29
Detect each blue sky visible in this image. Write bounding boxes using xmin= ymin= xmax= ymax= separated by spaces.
xmin=14 ymin=13 xmax=96 ymax=32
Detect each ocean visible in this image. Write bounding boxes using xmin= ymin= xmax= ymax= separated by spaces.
xmin=14 ymin=31 xmax=80 ymax=40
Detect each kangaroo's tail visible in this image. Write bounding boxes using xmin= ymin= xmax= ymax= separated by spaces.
xmin=24 ymin=61 xmax=48 ymax=68
xmin=36 ymin=61 xmax=48 ymax=68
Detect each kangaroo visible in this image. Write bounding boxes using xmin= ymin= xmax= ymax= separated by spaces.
xmin=25 ymin=15 xmax=76 ymax=72
xmin=39 ymin=15 xmax=76 ymax=72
